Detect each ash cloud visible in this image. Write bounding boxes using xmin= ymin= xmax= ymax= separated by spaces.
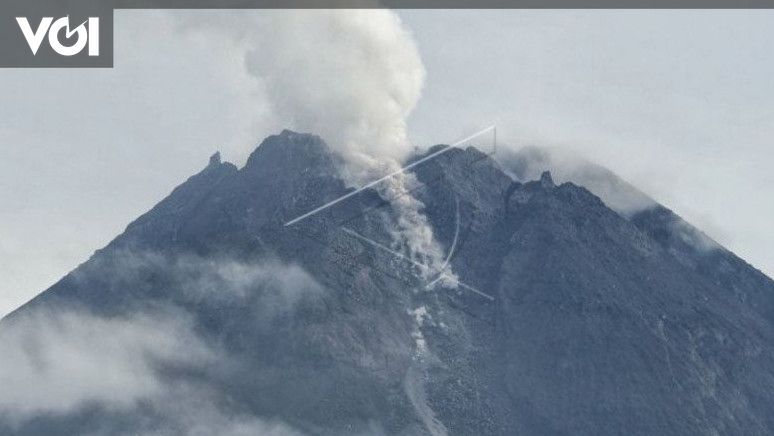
xmin=176 ymin=9 xmax=423 ymax=165
xmin=177 ymin=10 xmax=453 ymax=285
xmin=243 ymin=10 xmax=425 ymax=167
xmin=380 ymin=171 xmax=456 ymax=284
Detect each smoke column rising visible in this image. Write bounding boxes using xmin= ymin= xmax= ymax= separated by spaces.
xmin=244 ymin=10 xmax=425 ymax=166
xmin=180 ymin=10 xmax=456 ymax=282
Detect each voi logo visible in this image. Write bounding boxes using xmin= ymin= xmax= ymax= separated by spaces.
xmin=15 ymin=16 xmax=99 ymax=57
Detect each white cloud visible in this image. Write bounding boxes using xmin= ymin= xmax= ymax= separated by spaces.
xmin=78 ymin=251 xmax=324 ymax=317
xmin=497 ymin=145 xmax=656 ymax=216
xmin=0 ymin=308 xmax=212 ymax=421
xmin=0 ymin=253 xmax=321 ymax=434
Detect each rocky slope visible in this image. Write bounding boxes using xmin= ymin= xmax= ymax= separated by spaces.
xmin=2 ymin=130 xmax=773 ymax=436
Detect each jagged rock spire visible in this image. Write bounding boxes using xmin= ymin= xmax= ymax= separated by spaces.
xmin=209 ymin=151 xmax=221 ymax=167
xmin=540 ymin=170 xmax=555 ymax=188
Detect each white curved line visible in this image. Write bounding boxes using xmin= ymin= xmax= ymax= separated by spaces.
xmin=437 ymin=197 xmax=460 ymax=274
xmin=340 ymin=226 xmax=493 ymax=301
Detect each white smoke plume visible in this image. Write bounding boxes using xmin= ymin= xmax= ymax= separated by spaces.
xmin=177 ymin=10 xmax=455 ymax=284
xmin=177 ymin=9 xmax=423 ymax=164
xmin=380 ymin=169 xmax=456 ymax=283
xmin=244 ymin=10 xmax=425 ymax=166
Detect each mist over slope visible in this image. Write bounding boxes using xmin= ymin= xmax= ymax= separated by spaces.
xmin=2 ymin=130 xmax=773 ymax=436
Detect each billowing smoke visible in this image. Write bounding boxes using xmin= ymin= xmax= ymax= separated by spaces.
xmin=178 ymin=9 xmax=423 ymax=165
xmin=380 ymin=169 xmax=456 ymax=283
xmin=178 ymin=10 xmax=455 ymax=284
xmin=244 ymin=10 xmax=425 ymax=166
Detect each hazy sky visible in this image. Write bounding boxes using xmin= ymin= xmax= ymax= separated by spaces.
xmin=0 ymin=10 xmax=772 ymax=317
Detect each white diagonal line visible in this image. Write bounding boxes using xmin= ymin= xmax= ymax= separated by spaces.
xmin=284 ymin=126 xmax=495 ymax=227
xmin=341 ymin=227 xmax=426 ymax=269
xmin=341 ymin=227 xmax=494 ymax=301
xmin=456 ymin=281 xmax=495 ymax=301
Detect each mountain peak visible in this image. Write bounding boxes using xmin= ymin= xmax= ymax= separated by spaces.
xmin=279 ymin=128 xmax=308 ymax=138
xmin=4 ymin=131 xmax=774 ymax=436
xmin=245 ymin=129 xmax=335 ymax=172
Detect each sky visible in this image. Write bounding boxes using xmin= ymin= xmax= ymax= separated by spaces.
xmin=0 ymin=9 xmax=772 ymax=318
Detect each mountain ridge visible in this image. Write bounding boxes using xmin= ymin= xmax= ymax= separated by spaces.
xmin=2 ymin=130 xmax=773 ymax=436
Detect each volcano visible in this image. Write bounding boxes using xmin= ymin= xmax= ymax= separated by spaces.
xmin=2 ymin=130 xmax=773 ymax=436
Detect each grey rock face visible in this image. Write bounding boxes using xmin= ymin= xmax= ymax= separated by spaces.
xmin=2 ymin=130 xmax=773 ymax=436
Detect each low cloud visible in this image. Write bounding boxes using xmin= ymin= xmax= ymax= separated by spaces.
xmin=669 ymin=217 xmax=722 ymax=254
xmin=0 ymin=253 xmax=324 ymax=434
xmin=0 ymin=308 xmax=211 ymax=421
xmin=77 ymin=250 xmax=324 ymax=318
xmin=498 ymin=146 xmax=657 ymax=216
xmin=0 ymin=306 xmax=308 ymax=435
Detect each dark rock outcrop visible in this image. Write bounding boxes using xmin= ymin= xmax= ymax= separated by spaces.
xmin=3 ymin=131 xmax=773 ymax=436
